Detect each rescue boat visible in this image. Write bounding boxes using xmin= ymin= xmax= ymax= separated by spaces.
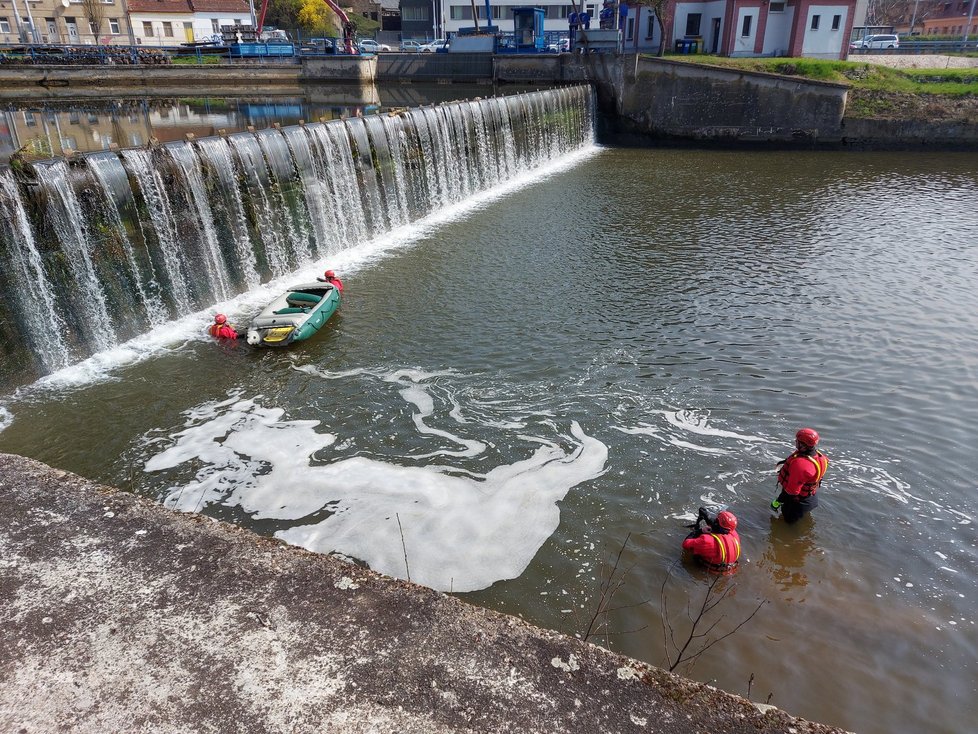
xmin=245 ymin=282 xmax=340 ymax=347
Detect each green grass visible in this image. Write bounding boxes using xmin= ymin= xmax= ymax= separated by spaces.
xmin=169 ymin=54 xmax=226 ymax=65
xmin=667 ymin=55 xmax=978 ymax=95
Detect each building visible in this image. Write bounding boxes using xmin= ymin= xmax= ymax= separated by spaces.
xmin=0 ymin=0 xmax=130 ymax=45
xmin=918 ymin=0 xmax=978 ymax=35
xmin=624 ymin=0 xmax=857 ymax=58
xmin=398 ymin=0 xmax=854 ymax=57
xmin=127 ymin=0 xmax=252 ymax=46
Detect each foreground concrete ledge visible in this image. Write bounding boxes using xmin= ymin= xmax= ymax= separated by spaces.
xmin=0 ymin=453 xmax=851 ymax=733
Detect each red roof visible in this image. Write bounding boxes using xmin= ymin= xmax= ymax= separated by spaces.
xmin=126 ymin=0 xmax=250 ymax=13
xmin=190 ymin=0 xmax=252 ymax=12
xmin=126 ymin=0 xmax=192 ymax=13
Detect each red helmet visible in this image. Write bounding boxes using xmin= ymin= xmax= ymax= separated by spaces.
xmin=214 ymin=314 xmax=227 ymax=324
xmin=716 ymin=511 xmax=737 ymax=531
xmin=796 ymin=428 xmax=820 ymax=449
xmin=324 ymin=270 xmax=336 ymax=278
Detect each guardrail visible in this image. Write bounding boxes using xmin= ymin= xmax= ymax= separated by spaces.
xmin=850 ymin=39 xmax=978 ymax=54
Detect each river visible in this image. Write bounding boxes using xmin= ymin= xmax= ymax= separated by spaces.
xmin=1 ymin=131 xmax=976 ymax=733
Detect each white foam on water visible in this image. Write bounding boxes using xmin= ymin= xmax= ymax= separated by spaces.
xmin=0 ymin=405 xmax=12 ymax=433
xmin=16 ymin=144 xmax=600 ymax=395
xmin=614 ymin=424 xmax=731 ymax=455
xmin=655 ymin=409 xmax=769 ymax=442
xmin=144 ymin=384 xmax=608 ymax=592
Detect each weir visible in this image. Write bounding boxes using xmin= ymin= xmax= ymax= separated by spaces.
xmin=0 ymin=86 xmax=595 ymax=388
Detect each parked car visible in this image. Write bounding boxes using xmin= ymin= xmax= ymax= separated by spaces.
xmin=855 ymin=34 xmax=899 ymax=50
xmin=300 ymin=38 xmax=335 ymax=54
xmin=420 ymin=39 xmax=449 ymax=53
xmin=546 ymin=38 xmax=570 ymax=53
xmin=399 ymin=40 xmax=424 ymax=52
xmin=358 ymin=39 xmax=392 ymax=53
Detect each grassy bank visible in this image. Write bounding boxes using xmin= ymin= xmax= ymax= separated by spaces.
xmin=672 ymin=56 xmax=978 ymax=121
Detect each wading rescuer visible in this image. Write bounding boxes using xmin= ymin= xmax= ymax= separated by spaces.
xmin=208 ymin=314 xmax=239 ymax=340
xmin=771 ymin=428 xmax=828 ymax=524
xmin=682 ymin=508 xmax=741 ymax=573
xmin=317 ymin=269 xmax=344 ymax=293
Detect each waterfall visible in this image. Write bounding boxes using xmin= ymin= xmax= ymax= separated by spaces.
xmin=0 ymin=86 xmax=595 ymax=386
xmin=0 ymin=171 xmax=70 ymax=372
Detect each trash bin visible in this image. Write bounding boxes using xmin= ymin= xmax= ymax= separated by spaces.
xmin=674 ymin=39 xmax=692 ymax=54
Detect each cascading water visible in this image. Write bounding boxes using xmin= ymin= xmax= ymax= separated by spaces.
xmin=0 ymin=86 xmax=595 ymax=388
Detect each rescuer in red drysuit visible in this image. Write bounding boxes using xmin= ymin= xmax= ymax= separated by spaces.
xmin=682 ymin=510 xmax=741 ymax=573
xmin=771 ymin=427 xmax=828 ymax=524
xmin=317 ymin=269 xmax=344 ymax=293
xmin=208 ymin=313 xmax=239 ymax=340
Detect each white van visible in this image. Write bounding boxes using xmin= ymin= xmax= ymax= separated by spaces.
xmin=858 ymin=34 xmax=899 ymax=50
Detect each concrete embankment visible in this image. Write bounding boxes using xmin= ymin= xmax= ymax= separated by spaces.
xmin=0 ymin=453 xmax=850 ymax=733
xmin=586 ymin=54 xmax=978 ymax=149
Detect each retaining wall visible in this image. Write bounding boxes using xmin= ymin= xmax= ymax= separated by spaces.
xmin=591 ymin=55 xmax=850 ymax=145
xmin=0 ymin=452 xmax=851 ymax=734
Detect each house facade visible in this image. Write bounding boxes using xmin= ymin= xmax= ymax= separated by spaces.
xmin=127 ymin=0 xmax=251 ymax=46
xmin=0 ymin=0 xmax=131 ymax=45
xmin=399 ymin=0 xmax=854 ymax=57
xmin=623 ymin=0 xmax=857 ymax=58
xmin=918 ymin=0 xmax=978 ymax=35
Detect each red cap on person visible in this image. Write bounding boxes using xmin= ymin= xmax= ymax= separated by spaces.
xmin=324 ymin=270 xmax=335 ymax=278
xmin=796 ymin=428 xmax=820 ymax=449
xmin=716 ymin=511 xmax=737 ymax=531
xmin=215 ymin=314 xmax=227 ymax=324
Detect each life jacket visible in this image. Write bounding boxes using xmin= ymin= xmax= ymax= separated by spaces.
xmin=209 ymin=323 xmax=236 ymax=339
xmin=704 ymin=532 xmax=740 ymax=573
xmin=778 ymin=450 xmax=828 ymax=497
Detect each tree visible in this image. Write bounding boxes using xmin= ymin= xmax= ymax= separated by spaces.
xmin=81 ymin=0 xmax=107 ymax=41
xmin=298 ymin=0 xmax=341 ymax=36
xmin=632 ymin=0 xmax=672 ymax=57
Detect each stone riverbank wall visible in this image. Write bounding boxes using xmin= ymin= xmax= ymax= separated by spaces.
xmin=2 ymin=53 xmax=976 ymax=148
xmin=0 ymin=452 xmax=852 ymax=734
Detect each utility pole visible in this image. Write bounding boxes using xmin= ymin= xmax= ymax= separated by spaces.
xmin=909 ymin=0 xmax=920 ymax=35
xmin=964 ymin=0 xmax=977 ymax=46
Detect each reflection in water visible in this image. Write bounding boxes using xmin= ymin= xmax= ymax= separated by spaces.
xmin=0 ymin=96 xmax=366 ymax=165
xmin=758 ymin=516 xmax=820 ymax=597
xmin=0 ymin=84 xmax=540 ymax=166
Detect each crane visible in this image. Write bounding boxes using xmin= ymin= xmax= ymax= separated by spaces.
xmin=255 ymin=0 xmax=357 ymax=55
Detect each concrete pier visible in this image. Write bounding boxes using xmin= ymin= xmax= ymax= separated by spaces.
xmin=0 ymin=453 xmax=850 ymax=733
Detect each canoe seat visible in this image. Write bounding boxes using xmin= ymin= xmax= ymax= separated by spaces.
xmin=287 ymin=291 xmax=322 ymax=304
xmin=273 ymin=307 xmax=310 ymax=315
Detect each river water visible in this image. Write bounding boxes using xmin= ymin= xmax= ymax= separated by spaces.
xmin=1 ymin=145 xmax=976 ymax=734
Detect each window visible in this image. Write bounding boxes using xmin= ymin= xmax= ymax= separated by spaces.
xmin=401 ymin=6 xmax=429 ymax=21
xmin=211 ymin=18 xmax=219 ymax=33
xmin=741 ymin=15 xmax=751 ymax=36
xmin=769 ymin=2 xmax=785 ymax=11
xmin=811 ymin=14 xmax=820 ymax=30
xmin=143 ymin=21 xmax=153 ymax=37
xmin=646 ymin=14 xmax=655 ymax=39
xmin=24 ymin=112 xmax=37 ymax=127
xmin=686 ymin=13 xmax=701 ymax=36
xmin=0 ymin=18 xmax=10 ymax=33
xmin=162 ymin=21 xmax=173 ymax=36
xmin=626 ymin=16 xmax=634 ymax=40
xmin=89 ymin=21 xmax=98 ymax=33
xmin=109 ymin=18 xmax=119 ymax=33
xmin=831 ymin=14 xmax=840 ymax=30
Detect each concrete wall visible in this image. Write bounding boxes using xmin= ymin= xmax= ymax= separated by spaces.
xmin=301 ymin=56 xmax=377 ymax=83
xmin=594 ymin=54 xmax=849 ymax=145
xmin=0 ymin=65 xmax=303 ymax=98
xmin=376 ymin=52 xmax=493 ymax=82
